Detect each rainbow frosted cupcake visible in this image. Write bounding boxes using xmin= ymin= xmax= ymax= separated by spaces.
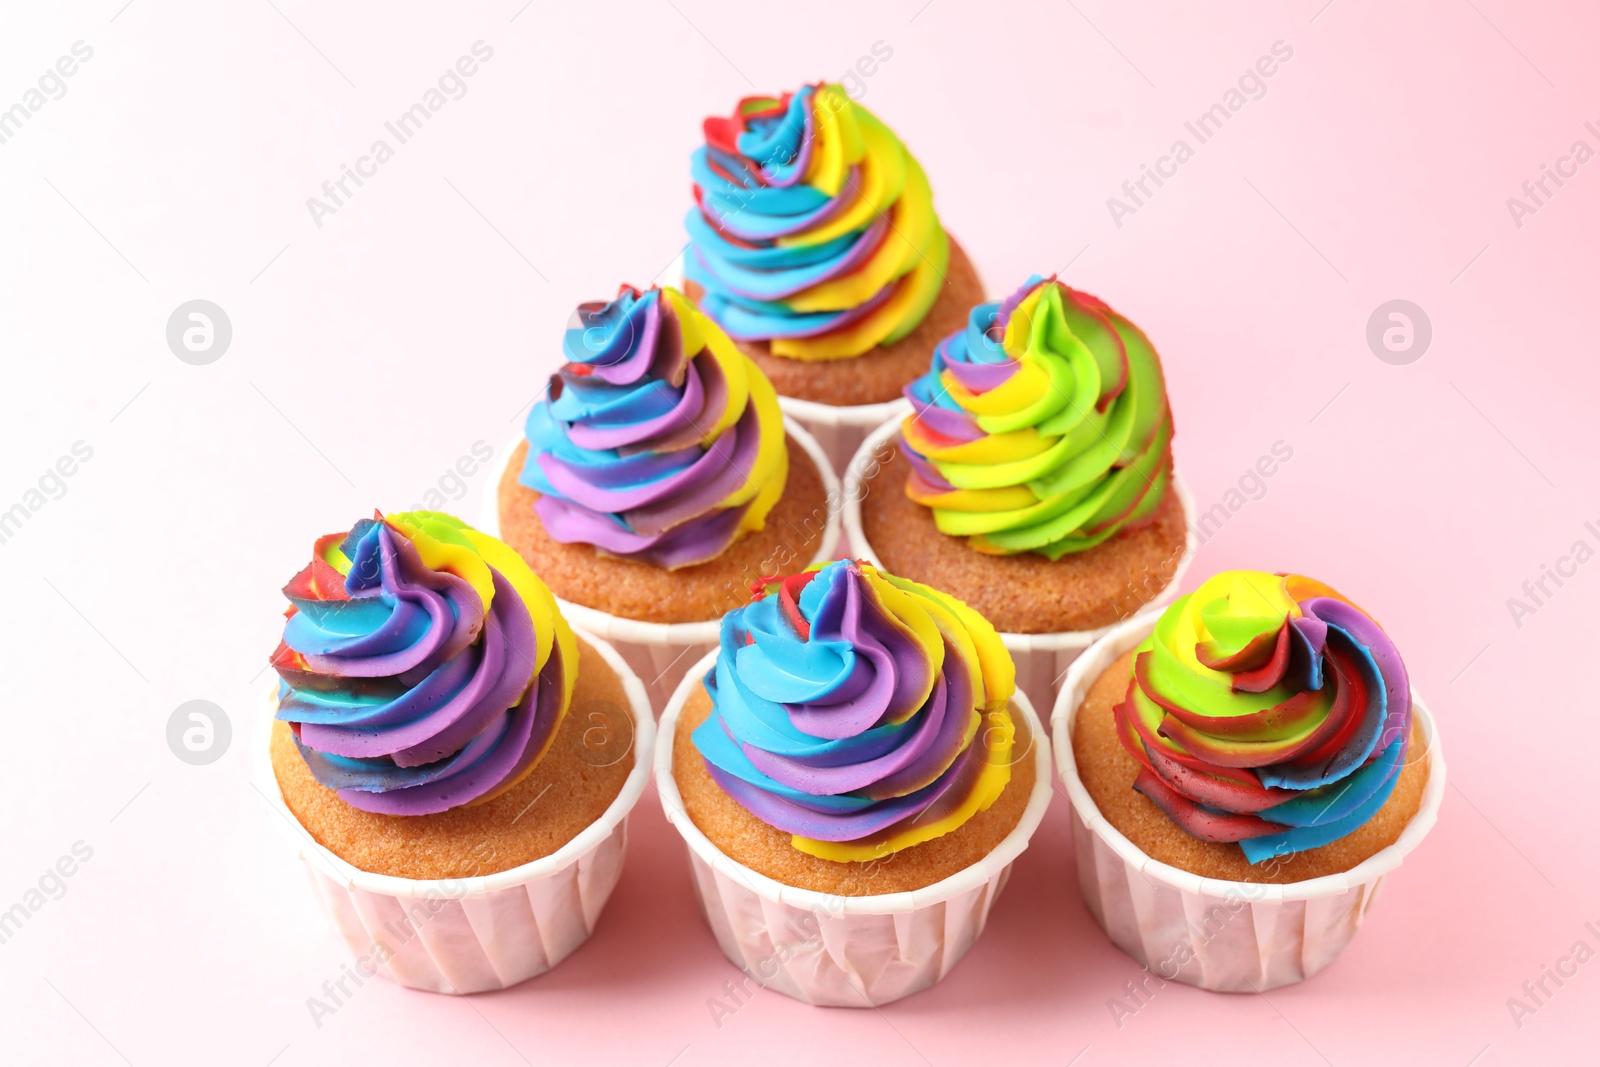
xmin=683 ymin=83 xmax=983 ymax=468
xmin=493 ymin=284 xmax=840 ymax=705
xmin=1053 ymin=570 xmax=1444 ymax=990
xmin=845 ymin=274 xmax=1193 ymax=713
xmin=260 ymin=510 xmax=654 ymax=993
xmin=656 ymin=559 xmax=1051 ymax=1005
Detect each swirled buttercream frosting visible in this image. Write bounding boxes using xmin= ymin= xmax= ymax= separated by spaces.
xmin=1113 ymin=570 xmax=1413 ymax=863
xmin=271 ymin=511 xmax=576 ymax=816
xmin=901 ymin=274 xmax=1174 ymax=558
xmin=685 ymin=83 xmax=949 ymax=362
xmin=692 ymin=559 xmax=1017 ymax=862
xmin=520 ymin=285 xmax=788 ymax=569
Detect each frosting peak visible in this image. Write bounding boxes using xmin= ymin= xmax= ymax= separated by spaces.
xmin=686 ymin=84 xmax=949 ymax=361
xmin=271 ymin=511 xmax=576 ymax=816
xmin=692 ymin=560 xmax=1016 ymax=862
xmin=520 ymin=285 xmax=788 ymax=569
xmin=901 ymin=275 xmax=1174 ymax=558
xmin=1114 ymin=570 xmax=1413 ymax=862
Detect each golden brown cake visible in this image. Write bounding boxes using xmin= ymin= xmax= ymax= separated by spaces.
xmin=500 ymin=434 xmax=828 ymax=625
xmin=1072 ymin=647 xmax=1429 ymax=885
xmin=878 ymin=275 xmax=1187 ymax=635
xmin=861 ymin=444 xmax=1188 ymax=634
xmin=673 ymin=673 xmax=1036 ymax=896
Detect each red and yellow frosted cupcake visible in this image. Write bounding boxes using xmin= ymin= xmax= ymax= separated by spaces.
xmin=1053 ymin=570 xmax=1445 ymax=991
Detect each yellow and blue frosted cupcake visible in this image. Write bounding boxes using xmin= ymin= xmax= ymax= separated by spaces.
xmin=656 ymin=559 xmax=1051 ymax=1005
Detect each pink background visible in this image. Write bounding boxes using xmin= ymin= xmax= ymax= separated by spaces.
xmin=4 ymin=1 xmax=1598 ymax=1064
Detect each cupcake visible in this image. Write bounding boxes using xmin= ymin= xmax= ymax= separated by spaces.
xmin=656 ymin=558 xmax=1052 ymax=1006
xmin=490 ymin=284 xmax=840 ymax=707
xmin=1053 ymin=570 xmax=1445 ymax=991
xmin=682 ymin=83 xmax=984 ymax=470
xmin=845 ymin=274 xmax=1194 ymax=715
xmin=259 ymin=510 xmax=655 ymax=993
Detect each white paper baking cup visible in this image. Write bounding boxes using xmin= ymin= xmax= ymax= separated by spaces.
xmin=780 ymin=395 xmax=912 ymax=480
xmin=482 ymin=416 xmax=843 ymax=713
xmin=254 ymin=627 xmax=657 ymax=995
xmin=655 ymin=648 xmax=1054 ymax=1007
xmin=843 ymin=415 xmax=1197 ymax=720
xmin=1050 ymin=613 xmax=1446 ymax=992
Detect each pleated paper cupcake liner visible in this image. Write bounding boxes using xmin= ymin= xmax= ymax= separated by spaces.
xmin=483 ymin=415 xmax=843 ymax=712
xmin=1050 ymin=613 xmax=1447 ymax=992
xmin=256 ymin=627 xmax=657 ymax=994
xmin=842 ymin=415 xmax=1197 ymax=718
xmin=655 ymin=648 xmax=1054 ymax=1007
xmin=779 ymin=395 xmax=911 ymax=479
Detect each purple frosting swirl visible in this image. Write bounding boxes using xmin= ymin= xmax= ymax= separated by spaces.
xmin=690 ymin=560 xmax=1015 ymax=854
xmin=518 ymin=285 xmax=788 ymax=570
xmin=271 ymin=514 xmax=568 ymax=816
